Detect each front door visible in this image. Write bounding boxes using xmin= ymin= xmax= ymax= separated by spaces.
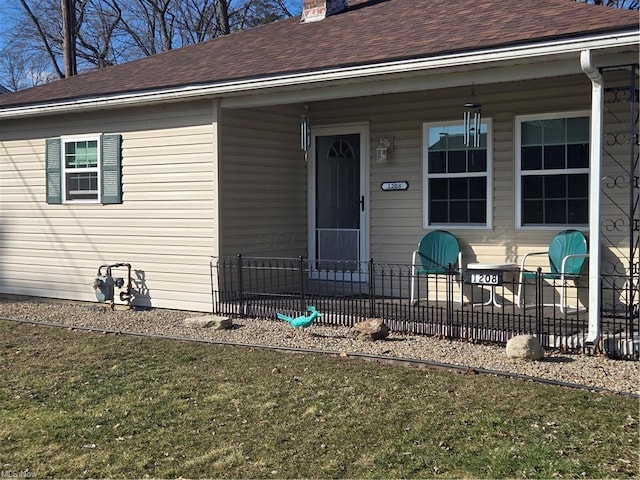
xmin=309 ymin=125 xmax=368 ymax=280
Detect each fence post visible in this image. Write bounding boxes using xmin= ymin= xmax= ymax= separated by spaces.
xmin=369 ymin=258 xmax=375 ymax=318
xmin=535 ymin=267 xmax=543 ymax=336
xmin=210 ymin=257 xmax=216 ymax=315
xmin=446 ymin=263 xmax=454 ymax=338
xmin=237 ymin=254 xmax=244 ymax=316
xmin=299 ymin=256 xmax=306 ymax=312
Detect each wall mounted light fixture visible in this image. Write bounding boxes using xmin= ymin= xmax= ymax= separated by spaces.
xmin=376 ymin=137 xmax=393 ymax=163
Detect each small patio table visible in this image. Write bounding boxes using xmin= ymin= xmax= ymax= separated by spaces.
xmin=465 ymin=263 xmax=518 ymax=308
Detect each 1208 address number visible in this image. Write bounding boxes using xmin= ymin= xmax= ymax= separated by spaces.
xmin=471 ymin=273 xmax=499 ymax=285
xmin=463 ymin=271 xmax=503 ymax=285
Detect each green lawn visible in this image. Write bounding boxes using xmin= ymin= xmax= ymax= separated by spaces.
xmin=1 ymin=320 xmax=637 ymax=479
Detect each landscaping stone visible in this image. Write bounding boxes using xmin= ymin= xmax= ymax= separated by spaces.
xmin=506 ymin=334 xmax=545 ymax=360
xmin=184 ymin=315 xmax=233 ymax=330
xmin=352 ymin=318 xmax=389 ymax=341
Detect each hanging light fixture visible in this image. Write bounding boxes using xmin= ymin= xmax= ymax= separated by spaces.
xmin=463 ymin=86 xmax=482 ymax=147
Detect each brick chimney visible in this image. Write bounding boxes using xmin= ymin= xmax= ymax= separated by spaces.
xmin=301 ymin=0 xmax=348 ymax=23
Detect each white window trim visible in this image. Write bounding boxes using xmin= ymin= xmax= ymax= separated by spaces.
xmin=61 ymin=134 xmax=102 ymax=204
xmin=515 ymin=110 xmax=590 ymax=231
xmin=422 ymin=118 xmax=493 ymax=229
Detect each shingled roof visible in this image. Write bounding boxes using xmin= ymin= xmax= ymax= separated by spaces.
xmin=0 ymin=0 xmax=637 ymax=109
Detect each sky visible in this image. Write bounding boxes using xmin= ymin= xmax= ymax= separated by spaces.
xmin=0 ymin=0 xmax=301 ymax=89
xmin=0 ymin=0 xmax=302 ymax=51
xmin=0 ymin=0 xmax=26 ymax=52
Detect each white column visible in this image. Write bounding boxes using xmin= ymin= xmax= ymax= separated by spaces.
xmin=580 ymin=50 xmax=604 ymax=346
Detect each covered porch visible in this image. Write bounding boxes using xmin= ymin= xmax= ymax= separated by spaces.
xmin=214 ymin=58 xmax=639 ymax=359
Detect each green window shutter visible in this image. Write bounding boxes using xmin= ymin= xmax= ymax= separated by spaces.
xmin=101 ymin=134 xmax=122 ymax=204
xmin=45 ymin=138 xmax=62 ymax=204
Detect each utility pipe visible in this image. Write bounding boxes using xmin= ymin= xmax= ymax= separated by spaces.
xmin=580 ymin=49 xmax=603 ymax=347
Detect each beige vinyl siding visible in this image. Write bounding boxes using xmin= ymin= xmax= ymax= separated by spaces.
xmin=1 ymin=70 xmax=634 ymax=310
xmin=219 ymin=105 xmax=306 ymax=258
xmin=309 ymin=74 xmax=632 ymax=267
xmin=0 ymin=100 xmax=216 ymax=311
xmin=305 ymin=73 xmax=633 ymax=304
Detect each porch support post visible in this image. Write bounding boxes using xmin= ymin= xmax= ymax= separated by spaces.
xmin=211 ymin=99 xmax=222 ymax=303
xmin=580 ymin=50 xmax=603 ymax=347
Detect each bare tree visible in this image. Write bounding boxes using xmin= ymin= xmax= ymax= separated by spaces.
xmin=75 ymin=0 xmax=122 ymax=68
xmin=575 ymin=0 xmax=639 ymax=8
xmin=0 ymin=46 xmax=58 ymax=91
xmin=118 ymin=0 xmax=177 ymax=55
xmin=173 ymin=0 xmax=217 ymax=44
xmin=0 ymin=1 xmax=296 ymax=90
xmin=154 ymin=0 xmax=175 ymax=52
xmin=217 ymin=0 xmax=231 ymax=35
xmin=11 ymin=0 xmax=124 ymax=81
xmin=18 ymin=0 xmax=65 ymax=79
xmin=232 ymin=0 xmax=292 ymax=30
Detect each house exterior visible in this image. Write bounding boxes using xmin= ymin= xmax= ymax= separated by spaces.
xmin=0 ymin=0 xmax=638 ymax=324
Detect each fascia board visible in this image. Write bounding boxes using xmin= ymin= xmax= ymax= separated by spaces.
xmin=0 ymin=30 xmax=637 ymax=120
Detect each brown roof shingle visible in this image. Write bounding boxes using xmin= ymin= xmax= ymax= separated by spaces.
xmin=0 ymin=0 xmax=637 ymax=108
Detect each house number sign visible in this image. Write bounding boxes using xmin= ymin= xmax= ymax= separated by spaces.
xmin=463 ymin=270 xmax=503 ymax=286
xmin=381 ymin=181 xmax=409 ymax=191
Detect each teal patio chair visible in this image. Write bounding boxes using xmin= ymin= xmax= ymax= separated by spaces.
xmin=410 ymin=230 xmax=463 ymax=305
xmin=516 ymin=230 xmax=588 ymax=314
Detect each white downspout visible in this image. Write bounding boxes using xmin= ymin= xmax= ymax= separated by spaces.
xmin=580 ymin=49 xmax=603 ymax=347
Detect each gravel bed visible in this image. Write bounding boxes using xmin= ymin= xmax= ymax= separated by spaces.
xmin=1 ymin=298 xmax=638 ymax=396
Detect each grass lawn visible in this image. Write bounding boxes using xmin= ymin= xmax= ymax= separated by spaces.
xmin=0 ymin=320 xmax=638 ymax=479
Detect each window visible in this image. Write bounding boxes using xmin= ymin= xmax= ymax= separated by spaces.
xmin=46 ymin=134 xmax=122 ymax=205
xmin=423 ymin=120 xmax=492 ymax=227
xmin=516 ymin=113 xmax=589 ymax=228
xmin=64 ymin=138 xmax=99 ymax=201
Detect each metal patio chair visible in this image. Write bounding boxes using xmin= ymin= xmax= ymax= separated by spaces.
xmin=516 ymin=230 xmax=589 ymax=314
xmin=410 ymin=230 xmax=463 ymax=305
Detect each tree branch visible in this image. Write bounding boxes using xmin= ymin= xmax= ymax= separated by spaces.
xmin=19 ymin=0 xmax=64 ymax=78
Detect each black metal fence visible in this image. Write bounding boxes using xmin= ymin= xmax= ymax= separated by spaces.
xmin=210 ymin=255 xmax=639 ymax=360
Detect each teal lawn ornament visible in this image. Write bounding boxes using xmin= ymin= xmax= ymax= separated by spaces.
xmin=277 ymin=305 xmax=323 ymax=329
